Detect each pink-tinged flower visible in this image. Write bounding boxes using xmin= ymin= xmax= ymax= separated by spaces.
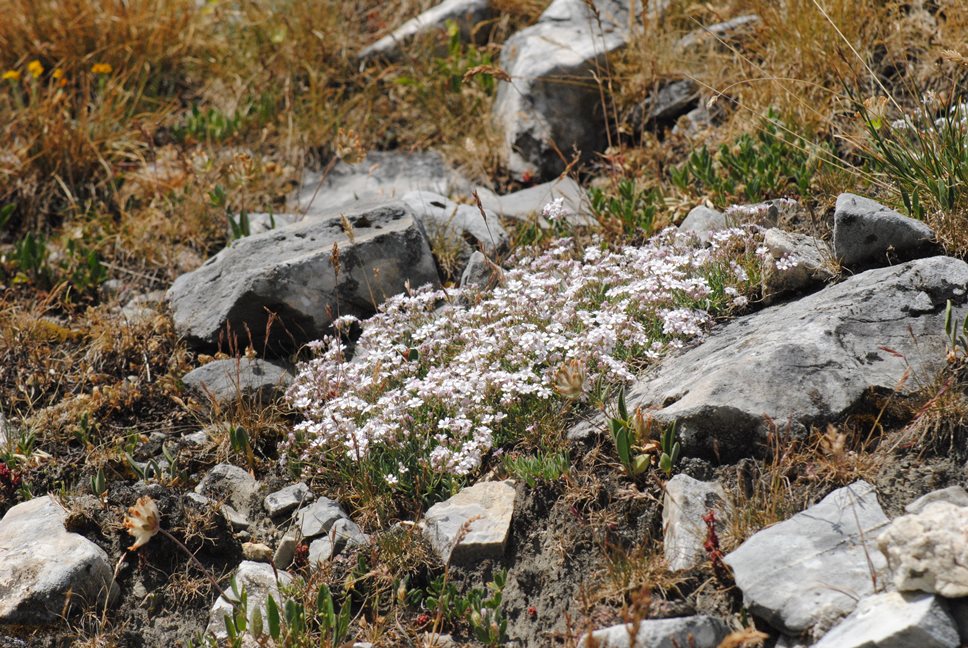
xmin=124 ymin=496 xmax=160 ymax=550
xmin=554 ymin=358 xmax=587 ymax=399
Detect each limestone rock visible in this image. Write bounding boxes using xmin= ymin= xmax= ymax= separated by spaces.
xmin=242 ymin=542 xmax=273 ymax=562
xmin=577 ymin=614 xmax=730 ymax=648
xmin=637 ymin=79 xmax=699 ymax=127
xmin=195 ymin=463 xmax=260 ymax=518
xmin=759 ymin=228 xmax=835 ymax=301
xmin=678 ymin=205 xmax=725 ymax=241
xmin=905 ymin=486 xmax=968 ymax=514
xmin=167 ymin=202 xmax=441 ymax=352
xmin=813 ymin=592 xmax=959 ymax=648
xmin=401 ymin=190 xmax=508 ymax=275
xmin=264 ymin=483 xmax=313 ymax=518
xmin=662 ymin=475 xmax=728 ymax=571
xmin=359 ymin=0 xmax=493 ymax=60
xmin=475 ymin=177 xmax=593 ymax=228
xmin=724 ymin=481 xmax=890 ymax=635
xmin=833 ymin=193 xmax=937 ymax=268
xmin=674 ymin=14 xmax=761 ymax=53
xmin=877 ymin=501 xmax=968 ymax=597
xmin=423 ymin=480 xmax=516 ymax=564
xmin=227 ymin=212 xmax=300 ymax=238
xmin=296 ymin=497 xmax=348 ymax=539
xmin=274 ymin=532 xmax=298 ymax=569
xmin=182 ymin=358 xmax=293 ymax=405
xmin=459 ymin=251 xmax=498 ymax=289
xmin=294 ymin=151 xmax=470 ymax=216
xmin=207 ymin=561 xmax=293 ymax=640
xmin=0 ymin=496 xmax=116 ymax=624
xmin=493 ymin=0 xmax=635 ymax=179
xmin=611 ymin=256 xmax=968 ymax=460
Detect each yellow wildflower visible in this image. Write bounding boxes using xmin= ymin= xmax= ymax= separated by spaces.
xmin=52 ymin=68 xmax=64 ymax=80
xmin=91 ymin=63 xmax=113 ymax=75
xmin=27 ymin=60 xmax=43 ymax=78
xmin=2 ymin=69 xmax=20 ymax=81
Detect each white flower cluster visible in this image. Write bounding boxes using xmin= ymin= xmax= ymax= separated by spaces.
xmin=286 ymin=226 xmax=764 ymax=487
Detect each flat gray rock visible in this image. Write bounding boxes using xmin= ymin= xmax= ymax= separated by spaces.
xmin=295 ymin=151 xmax=470 ymax=216
xmin=813 ymin=592 xmax=959 ymax=648
xmin=493 ymin=0 xmax=634 ymax=179
xmin=207 ymin=561 xmax=293 ymax=639
xmin=459 ymin=251 xmax=498 ymax=289
xmin=475 ymin=177 xmax=593 ymax=227
xmin=195 ymin=463 xmax=260 ymax=518
xmin=359 ymin=0 xmax=493 ymax=60
xmin=833 ymin=193 xmax=936 ymax=268
xmin=401 ymin=190 xmax=508 ymax=276
xmin=577 ymin=614 xmax=730 ymax=648
xmin=308 ymin=518 xmax=367 ymax=565
xmin=263 ymin=482 xmax=313 ymax=518
xmin=296 ymin=497 xmax=348 ymax=539
xmin=725 ymin=481 xmax=890 ymax=635
xmin=167 ymin=202 xmax=441 ymax=351
xmin=638 ymin=78 xmax=700 ymax=126
xmin=0 ymin=496 xmax=116 ymax=624
xmin=612 ymin=256 xmax=968 ymax=459
xmin=182 ymin=358 xmax=293 ymax=405
xmin=423 ymin=480 xmax=516 ymax=564
xmin=674 ymin=14 xmax=761 ymax=52
xmin=878 ymin=501 xmax=968 ymax=597
xmin=662 ymin=474 xmax=728 ymax=571
xmin=905 ymin=486 xmax=968 ymax=514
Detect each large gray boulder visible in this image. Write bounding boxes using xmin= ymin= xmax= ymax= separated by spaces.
xmin=833 ymin=193 xmax=937 ymax=268
xmin=181 ymin=358 xmax=293 ymax=405
xmin=493 ymin=0 xmax=635 ymax=179
xmin=423 ymin=480 xmax=516 ymax=564
xmin=294 ymin=151 xmax=470 ymax=216
xmin=195 ymin=463 xmax=260 ymax=519
xmin=359 ymin=0 xmax=493 ymax=60
xmin=611 ymin=256 xmax=968 ymax=460
xmin=813 ymin=592 xmax=959 ymax=648
xmin=167 ymin=202 xmax=441 ymax=351
xmin=725 ymin=481 xmax=890 ymax=636
xmin=0 ymin=496 xmax=116 ymax=624
xmin=577 ymin=615 xmax=730 ymax=648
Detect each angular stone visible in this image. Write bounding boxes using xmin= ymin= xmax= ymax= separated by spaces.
xmin=423 ymin=480 xmax=516 ymax=564
xmin=296 ymin=497 xmax=348 ymax=539
xmin=0 ymin=496 xmax=116 ymax=624
xmin=724 ymin=481 xmax=890 ymax=635
xmin=195 ymin=463 xmax=260 ymax=518
xmin=242 ymin=542 xmax=273 ymax=562
xmin=294 ymin=151 xmax=470 ymax=216
xmin=221 ymin=504 xmax=252 ymax=531
xmin=674 ymin=14 xmax=761 ymax=52
xmin=813 ymin=592 xmax=959 ymax=648
xmin=877 ymin=501 xmax=968 ymax=597
xmin=577 ymin=614 xmax=730 ymax=648
xmin=264 ymin=483 xmax=313 ymax=518
xmin=307 ymin=518 xmax=367 ymax=566
xmin=459 ymin=251 xmax=498 ymax=289
xmin=274 ymin=532 xmax=298 ymax=569
xmin=615 ymin=256 xmax=968 ymax=460
xmin=308 ymin=536 xmax=336 ymax=565
xmin=167 ymin=202 xmax=441 ymax=352
xmin=905 ymin=486 xmax=968 ymax=514
xmin=401 ymin=190 xmax=508 ymax=275
xmin=475 ymin=177 xmax=593 ymax=228
xmin=638 ymin=79 xmax=699 ymax=126
xmin=678 ymin=205 xmax=725 ymax=241
xmin=207 ymin=561 xmax=293 ymax=639
xmin=493 ymin=0 xmax=634 ymax=179
xmin=662 ymin=474 xmax=728 ymax=571
xmin=359 ymin=0 xmax=493 ymax=60
xmin=833 ymin=193 xmax=937 ymax=268
xmin=182 ymin=358 xmax=293 ymax=405
xmin=760 ymin=228 xmax=835 ymax=301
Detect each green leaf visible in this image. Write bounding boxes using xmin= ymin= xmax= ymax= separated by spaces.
xmin=631 ymin=454 xmax=651 ymax=476
xmin=617 ymin=387 xmax=628 ymax=422
xmin=266 ymin=595 xmax=281 ymax=640
xmin=616 ymin=428 xmax=632 ymax=468
xmin=249 ymin=606 xmax=263 ymax=639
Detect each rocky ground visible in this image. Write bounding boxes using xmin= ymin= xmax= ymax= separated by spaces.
xmin=2 ymin=0 xmax=968 ymax=647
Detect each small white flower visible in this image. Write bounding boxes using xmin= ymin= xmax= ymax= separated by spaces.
xmin=124 ymin=496 xmax=161 ymax=551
